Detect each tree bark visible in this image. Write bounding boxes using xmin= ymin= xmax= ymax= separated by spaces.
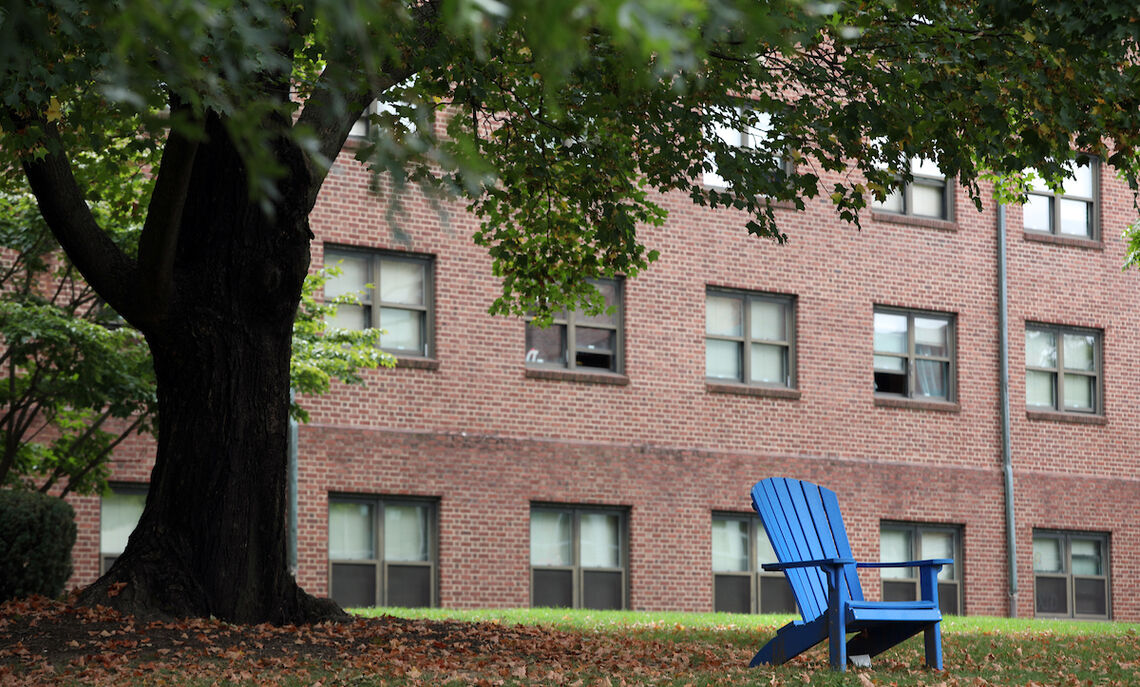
xmin=19 ymin=5 xmax=446 ymax=624
xmin=76 ymin=112 xmax=344 ymax=623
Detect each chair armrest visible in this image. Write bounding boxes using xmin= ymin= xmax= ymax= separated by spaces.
xmin=858 ymin=560 xmax=953 ymax=608
xmin=857 ymin=558 xmax=952 ymax=569
xmin=762 ymin=557 xmax=854 ymax=572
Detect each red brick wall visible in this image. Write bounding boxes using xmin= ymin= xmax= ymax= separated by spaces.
xmin=65 ymin=148 xmax=1140 ymax=621
xmin=67 ymin=434 xmax=156 ymax=585
xmin=297 ymin=426 xmax=1016 ymax=614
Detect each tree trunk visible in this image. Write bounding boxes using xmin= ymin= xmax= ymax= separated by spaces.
xmin=77 ymin=114 xmax=344 ymax=624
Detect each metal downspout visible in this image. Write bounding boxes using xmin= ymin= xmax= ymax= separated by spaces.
xmin=997 ymin=202 xmax=1018 ymax=616
xmin=288 ymin=391 xmax=299 ymax=578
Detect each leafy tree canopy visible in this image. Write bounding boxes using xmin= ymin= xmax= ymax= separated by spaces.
xmin=5 ymin=0 xmax=1140 ymax=623
xmin=0 ymin=180 xmax=388 ymax=495
xmin=5 ymin=0 xmax=1140 ymax=324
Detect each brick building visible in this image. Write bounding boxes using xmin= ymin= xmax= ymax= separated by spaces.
xmin=68 ymin=142 xmax=1140 ymax=621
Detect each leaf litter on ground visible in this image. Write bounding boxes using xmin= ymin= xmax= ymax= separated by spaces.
xmin=3 ymin=596 xmax=1140 ymax=686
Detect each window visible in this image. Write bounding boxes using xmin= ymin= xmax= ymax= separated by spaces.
xmin=712 ymin=513 xmax=797 ymax=614
xmin=1023 ymin=158 xmax=1097 ymax=238
xmin=524 ymin=279 xmax=622 ymax=372
xmin=349 ymin=78 xmax=418 ymax=139
xmin=879 ymin=522 xmax=962 ymax=615
xmin=530 ymin=505 xmax=627 ymax=609
xmin=704 ymin=108 xmax=789 ymax=188
xmin=324 ymin=247 xmax=433 ymax=358
xmin=100 ymin=485 xmax=147 ymax=574
xmin=349 ymin=101 xmax=380 ymax=138
xmin=1025 ymin=324 xmax=1101 ymax=414
xmin=706 ymin=289 xmax=795 ymax=387
xmin=873 ymin=158 xmax=950 ymax=220
xmin=328 ymin=496 xmax=437 ymax=608
xmin=1033 ymin=530 xmax=1110 ymax=618
xmin=873 ymin=308 xmax=955 ymax=400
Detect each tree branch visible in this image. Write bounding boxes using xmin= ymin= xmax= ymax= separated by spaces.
xmin=40 ymin=408 xmax=110 ymax=494
xmin=20 ymin=124 xmax=144 ymax=327
xmin=294 ymin=57 xmax=385 ymax=187
xmin=136 ymin=109 xmax=200 ymax=324
xmin=57 ymin=414 xmax=145 ymax=498
xmin=49 ymin=262 xmax=74 ymax=308
xmin=293 ymin=2 xmax=443 ymax=214
xmin=0 ymin=357 xmax=19 ymax=484
xmin=0 ymin=373 xmax=45 ymax=486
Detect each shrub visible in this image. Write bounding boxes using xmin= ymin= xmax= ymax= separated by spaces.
xmin=0 ymin=489 xmax=76 ymax=601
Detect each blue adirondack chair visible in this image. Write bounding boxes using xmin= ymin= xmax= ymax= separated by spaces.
xmin=749 ymin=477 xmax=951 ymax=671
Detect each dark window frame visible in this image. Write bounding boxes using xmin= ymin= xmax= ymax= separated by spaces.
xmin=711 ymin=512 xmax=797 ymax=615
xmin=524 ymin=278 xmax=624 ymax=373
xmin=100 ymin=483 xmax=148 ymax=575
xmin=874 ymin=159 xmax=952 ymax=221
xmin=529 ymin=504 xmax=629 ymax=610
xmin=1033 ymin=529 xmax=1110 ymax=620
xmin=1023 ymin=157 xmax=1099 ymax=239
xmin=873 ymin=306 xmax=957 ymax=402
xmin=327 ymin=494 xmax=439 ymax=609
xmin=1025 ymin=322 xmax=1103 ymax=415
xmin=705 ymin=288 xmax=797 ymax=389
xmin=323 ymin=245 xmax=435 ymax=359
xmin=878 ymin=521 xmax=963 ymax=616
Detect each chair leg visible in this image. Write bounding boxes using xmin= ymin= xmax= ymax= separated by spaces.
xmin=751 ymin=618 xmax=829 ymax=668
xmin=828 ymin=604 xmax=847 ymax=671
xmin=750 ymin=637 xmax=782 ymax=667
xmin=924 ymin=621 xmax=943 ymax=670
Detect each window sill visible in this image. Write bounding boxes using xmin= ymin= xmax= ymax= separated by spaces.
xmin=706 ymin=383 xmax=801 ymax=400
xmin=701 ymin=183 xmax=798 ymax=211
xmin=874 ymin=396 xmax=960 ymax=412
xmin=1033 ymin=610 xmax=1111 ymax=621
xmin=394 ymin=357 xmax=440 ymax=371
xmin=1022 ymin=231 xmax=1102 ymax=250
xmin=1026 ymin=409 xmax=1106 ymax=425
xmin=871 ymin=211 xmax=957 ymax=232
xmin=763 ymin=198 xmax=798 ymax=211
xmin=525 ymin=367 xmax=630 ymax=385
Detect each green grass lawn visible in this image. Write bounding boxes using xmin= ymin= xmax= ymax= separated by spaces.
xmin=358 ymin=604 xmax=1140 ymax=637
xmin=4 ymin=598 xmax=1139 ymax=686
xmin=356 ymin=606 xmax=1140 ymax=686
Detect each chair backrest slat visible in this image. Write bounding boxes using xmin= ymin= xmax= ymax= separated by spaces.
xmin=754 ymin=478 xmax=827 ymax=620
xmin=777 ymin=479 xmax=832 ymax=615
xmin=751 ymin=478 xmax=865 ymax=622
xmin=817 ymin=482 xmax=864 ymax=602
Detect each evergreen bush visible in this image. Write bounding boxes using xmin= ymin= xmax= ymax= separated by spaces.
xmin=0 ymin=490 xmax=76 ymax=601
